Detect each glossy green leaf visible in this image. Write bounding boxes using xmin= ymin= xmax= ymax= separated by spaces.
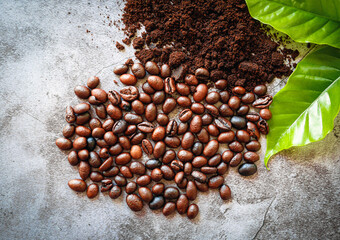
xmin=265 ymin=46 xmax=340 ymax=166
xmin=245 ymin=0 xmax=340 ymax=48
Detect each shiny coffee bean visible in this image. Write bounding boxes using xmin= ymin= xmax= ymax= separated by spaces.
xmin=229 ymin=153 xmax=242 ymax=167
xmin=253 ymin=84 xmax=267 ymax=96
xmin=177 ymin=195 xmax=189 ymax=214
xmin=247 ymin=122 xmax=260 ymax=139
xmin=214 ymin=117 xmax=232 ymax=131
xmin=184 ymin=163 xmax=193 ymax=175
xmin=136 ymin=175 xmax=152 ymax=186
xmin=260 ymin=109 xmax=272 ymax=120
xmin=192 ymin=156 xmax=208 ymax=168
xmin=220 ymin=185 xmax=231 ymax=200
xmin=106 ymin=104 xmax=122 ymax=120
xmin=63 ymin=124 xmax=75 ymax=138
xmin=181 ymin=132 xmax=195 ymax=149
xmin=73 ymin=103 xmax=90 ymax=114
xmin=114 ymin=175 xmax=127 ymax=187
xmin=191 ymin=171 xmax=207 ymax=183
xmin=162 ymin=97 xmax=177 ymax=114
xmin=161 ymin=165 xmax=175 ymax=180
xmin=68 ymin=179 xmax=87 ymax=192
xmin=101 ymin=119 xmax=113 ymax=131
xmin=162 ymin=150 xmax=176 ymax=164
xmin=96 ymin=139 xmax=108 ymax=148
xmin=145 ymin=61 xmax=160 ymax=75
xmin=73 ymin=137 xmax=87 ymax=150
xmin=112 ymin=120 xmax=127 ymax=134
xmin=232 ymin=86 xmax=246 ymax=95
xmin=219 ymin=104 xmax=234 ymax=117
xmin=201 ymin=166 xmax=217 ymax=174
xmin=150 ymin=168 xmax=163 ymax=182
xmin=246 ymin=140 xmax=261 ymax=151
xmin=187 ymin=204 xmax=199 ymax=219
xmin=119 ymin=86 xmax=139 ymax=101
xmin=142 ymin=82 xmax=156 ymax=94
xmin=208 ymin=154 xmax=222 ymax=166
xmin=103 ymin=166 xmax=119 ymax=177
xmin=186 ymin=181 xmax=198 ymax=201
xmin=74 ymin=85 xmax=91 ymax=99
xmin=241 ymin=92 xmax=256 ymax=104
xmin=220 ymin=91 xmax=230 ymax=103
xmin=252 ymin=95 xmax=273 ymax=108
xmin=120 ymin=74 xmax=137 ymax=85
xmin=92 ymin=127 xmax=105 ymax=138
xmin=90 ymin=171 xmax=104 ymax=182
xmin=115 ymin=152 xmax=131 ymax=165
xmin=109 ymin=144 xmax=123 ymax=156
xmin=157 ymin=113 xmax=169 ymax=126
xmin=215 ymin=79 xmax=228 ymax=90
xmin=79 ymin=161 xmax=90 ymax=180
xmin=231 ymin=116 xmax=246 ymax=129
xmin=161 ymin=64 xmax=171 ymax=78
xmin=153 ymin=91 xmax=166 ymax=105
xmin=208 ymin=176 xmax=224 ymax=189
xmin=78 ymin=149 xmax=89 ymax=161
xmin=185 ymin=74 xmax=199 ymax=86
xmin=87 ymin=76 xmax=99 ymax=89
xmin=131 ymin=100 xmax=144 ymax=115
xmin=206 ymin=91 xmax=220 ymax=104
xmin=195 ymin=180 xmax=209 ymax=192
xmin=126 ymin=194 xmax=143 ymax=211
xmin=193 ymin=84 xmax=208 ymax=102
xmin=119 ymin=100 xmax=131 ymax=111
xmin=131 ymin=63 xmax=146 ymax=78
xmin=108 ymin=90 xmax=122 ymax=106
xmin=145 ymin=103 xmax=157 ymax=122
xmin=164 ymin=136 xmax=181 ymax=148
xmin=237 ymin=105 xmax=249 ymax=116
xmin=91 ymin=88 xmax=107 ymax=103
xmin=103 ymin=131 xmax=118 ymax=146
xmin=142 ymin=139 xmax=153 ymax=155
xmin=130 ymin=132 xmax=145 ymax=145
xmin=217 ymin=162 xmax=228 ymax=175
xmin=126 ymin=182 xmax=137 ymax=194
xmin=88 ymin=96 xmax=101 ymax=105
xmin=164 ymin=77 xmax=176 ymax=94
xmin=195 ymin=67 xmax=209 ymax=80
xmin=139 ymin=92 xmax=152 ymax=104
xmin=88 ymin=151 xmax=101 ymax=167
xmin=205 ymin=104 xmax=219 ymax=117
xmin=164 ymin=187 xmax=180 ymax=200
xmin=68 ymin=151 xmax=79 ymax=166
xmin=228 ymin=96 xmax=241 ymax=110
xmin=147 ymin=75 xmax=163 ymax=90
xmin=109 ymin=186 xmax=122 ymax=199
xmin=154 ymin=141 xmax=166 ymax=158
xmin=149 ymin=196 xmax=165 ymax=210
xmin=191 ymin=103 xmax=205 ymax=114
xmin=87 ymin=183 xmax=99 ymax=198
xmin=99 ymin=148 xmax=110 ymax=159
xmin=145 ymin=159 xmax=162 ymax=169
xmin=177 ymin=96 xmax=191 ymax=107
xmin=244 ymin=151 xmax=259 ymax=163
xmin=190 ymin=115 xmax=203 ymax=133
xmin=202 ymin=114 xmax=213 ymax=125
xmin=228 ymin=141 xmax=244 ymax=153
xmin=177 ymin=122 xmax=188 ymax=135
xmin=197 ymin=128 xmax=210 ymax=143
xmin=166 ymin=120 xmax=178 ymax=136
xmin=236 ymin=130 xmax=250 ymax=143
xmin=76 ymin=112 xmax=91 ymax=125
xmin=129 ymin=161 xmax=146 ymax=175
xmin=152 ymin=126 xmax=166 ymax=141
xmin=176 ymin=83 xmax=190 ymax=95
xmin=95 ymin=104 xmax=107 ymax=119
xmin=217 ymin=131 xmax=235 ymax=143
xmin=137 ymin=122 xmax=155 ymax=133
xmin=152 ymin=183 xmax=165 ymax=196
xmin=99 ymin=157 xmax=114 ymax=171
xmin=238 ymin=163 xmax=257 ymax=176
xmin=120 ymin=166 xmax=133 ymax=178
xmin=192 ymin=142 xmax=203 ymax=156
xmin=56 ymin=138 xmax=72 ymax=150
xmin=139 ymin=187 xmax=153 ymax=203
xmin=179 ymin=109 xmax=193 ymax=122
xmin=113 ymin=64 xmax=128 ymax=75
xmin=163 ymin=202 xmax=176 ymax=216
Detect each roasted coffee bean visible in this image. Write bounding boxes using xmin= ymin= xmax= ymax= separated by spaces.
xmin=164 ymin=136 xmax=181 ymax=148
xmin=215 ymin=79 xmax=228 ymax=90
xmin=229 ymin=141 xmax=244 ymax=153
xmin=145 ymin=103 xmax=157 ymax=122
xmin=196 ymin=128 xmax=209 ymax=143
xmin=181 ymin=132 xmax=195 ymax=149
xmin=247 ymin=122 xmax=260 ymax=139
xmin=124 ymin=113 xmax=143 ymax=125
xmin=174 ymin=171 xmax=185 ymax=185
xmin=76 ymin=112 xmax=91 ymax=125
xmin=218 ymin=104 xmax=234 ymax=117
xmin=150 ymin=168 xmax=163 ymax=182
xmin=88 ymin=151 xmax=101 ymax=167
xmin=236 ymin=130 xmax=250 ymax=143
xmin=157 ymin=113 xmax=169 ymax=126
xmin=191 ymin=103 xmax=205 ymax=115
xmin=139 ymin=92 xmax=152 ymax=104
xmin=177 ymin=96 xmax=192 ymax=107
xmin=179 ymin=109 xmax=193 ymax=122
xmin=162 ymin=150 xmax=176 ymax=164
xmin=130 ymin=145 xmax=142 ymax=160
xmin=120 ymin=86 xmax=139 ymax=101
xmin=161 ymin=165 xmax=175 ymax=180
xmin=120 ymin=100 xmax=131 ymax=111
xmin=139 ymin=187 xmax=153 ymax=203
xmin=96 ymin=139 xmax=109 ymax=148
xmin=129 ymin=161 xmax=146 ymax=175
xmin=152 ymin=126 xmax=166 ymax=141
xmin=153 ymin=91 xmax=166 ymax=105
xmin=152 ymin=183 xmax=165 ymax=196
xmin=229 ymin=152 xmax=242 ymax=167
xmin=195 ymin=67 xmax=209 ymax=80
xmin=177 ymin=122 xmax=189 ymax=135
xmin=162 ymin=98 xmax=176 ymax=114
xmin=136 ymin=175 xmax=152 ymax=186
xmin=149 ymin=196 xmax=165 ymax=210
xmin=208 ymin=154 xmax=222 ymax=167
xmin=68 ymin=151 xmax=79 ymax=166
xmin=217 ymin=162 xmax=228 ymax=175
xmin=176 ymin=83 xmax=190 ymax=95
xmin=184 ymin=162 xmax=193 ymax=175
xmin=145 ymin=61 xmax=160 ymax=75
xmin=161 ymin=64 xmax=171 ymax=78
xmin=205 ymin=91 xmax=220 ymax=104
xmin=176 ymin=150 xmax=193 ymax=162
xmin=68 ymin=179 xmax=87 ymax=192
xmin=106 ymin=104 xmax=122 ymax=120
xmin=79 ymin=161 xmax=90 ymax=180
xmin=91 ymin=127 xmax=105 ymax=138
xmin=112 ymin=120 xmax=128 ymax=134
xmin=252 ymin=95 xmax=273 ymax=108
xmin=164 ymin=187 xmax=180 ymax=200
xmin=208 ymin=176 xmax=224 ymax=189
xmin=244 ymin=151 xmax=259 ymax=163
xmin=114 ymin=64 xmax=128 ymax=75
xmin=238 ymin=163 xmax=257 ymax=176
xmin=163 ymin=202 xmax=176 ymax=216
xmin=177 ymin=179 xmax=187 ymax=190
xmin=260 ymin=109 xmax=272 ymax=120
xmin=146 ymin=159 xmax=162 ymax=169
xmin=78 ymin=149 xmax=89 ymax=161
xmin=109 ymin=185 xmax=122 ymax=199
xmin=131 ymin=63 xmax=146 ymax=78
xmin=193 ymin=84 xmax=208 ymax=102
xmin=109 ymin=144 xmax=123 ymax=156
xmin=185 ymin=74 xmax=198 ymax=86
xmin=130 ymin=132 xmax=145 ymax=145
xmin=237 ymin=105 xmax=249 ymax=116
xmin=220 ymin=91 xmax=230 ymax=103
xmin=73 ymin=103 xmax=90 ymax=114
xmin=202 ymin=114 xmax=213 ymax=125
xmin=101 ymin=179 xmax=113 ymax=192
xmin=114 ymin=175 xmax=127 ymax=187
xmin=192 ymin=156 xmax=208 ymax=168
xmin=191 ymin=171 xmax=207 ymax=183
xmin=74 ymin=85 xmax=91 ymax=99
xmin=103 ymin=166 xmax=119 ymax=177
xmin=99 ymin=157 xmax=113 ymax=171
xmin=142 ymin=139 xmax=153 ymax=155
xmin=95 ymin=104 xmax=106 ymax=119
xmin=126 ymin=194 xmax=143 ymax=211
xmin=90 ymin=171 xmax=104 ymax=182
xmin=103 ymin=131 xmax=118 ymax=146
xmin=192 ymin=142 xmax=203 ymax=156
xmin=195 ymin=181 xmax=209 ymax=192
xmin=56 ymin=138 xmax=72 ymax=150
xmin=87 ymin=76 xmax=100 ymax=89
xmin=154 ymin=141 xmax=166 ymax=158
xmin=170 ymin=160 xmax=184 ymax=172
xmin=201 ymin=166 xmax=217 ymax=174
xmin=91 ymin=88 xmax=107 ymax=103
xmin=190 ymin=115 xmax=203 ymax=133
xmin=164 ymin=77 xmax=176 ymax=94
xmin=214 ymin=117 xmax=232 ymax=131
xmin=241 ymin=92 xmax=256 ymax=104
xmin=184 ymin=181 xmax=197 ymax=201
xmin=220 ymin=185 xmax=231 ymax=200
xmin=246 ymin=140 xmax=261 ymax=151
xmin=63 ymin=124 xmax=75 ymax=138
xmin=115 ymin=152 xmax=132 ymax=165
xmin=147 ymin=75 xmax=163 ymax=90
xmin=130 ymin=100 xmax=144 ymax=115
xmin=246 ymin=113 xmax=260 ymax=122
xmin=86 ymin=183 xmax=99 ymax=198
xmin=142 ymin=82 xmax=156 ymax=94
xmin=126 ymin=181 xmax=137 ymax=194
xmin=177 ymin=195 xmax=189 ymax=214
xmin=228 ymin=96 xmax=241 ymax=110
xmin=231 ymin=116 xmax=246 ymax=129
xmin=217 ymin=131 xmax=235 ymax=143
xmin=120 ymin=166 xmax=133 ymax=178
xmin=101 ymin=119 xmax=113 ymax=131
xmin=205 ymin=104 xmax=219 ymax=117
xmin=120 ymin=73 xmax=137 ymax=85
xmin=187 ymin=204 xmax=199 ymax=219
xmin=99 ymin=148 xmax=110 ymax=159
xmin=253 ymin=84 xmax=267 ymax=96
xmin=232 ymin=86 xmax=246 ymax=95
xmin=73 ymin=137 xmax=87 ymax=150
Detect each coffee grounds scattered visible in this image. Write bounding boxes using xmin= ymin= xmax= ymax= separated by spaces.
xmin=120 ymin=0 xmax=298 ymax=91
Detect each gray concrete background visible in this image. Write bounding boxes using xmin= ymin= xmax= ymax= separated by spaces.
xmin=0 ymin=1 xmax=339 ymax=239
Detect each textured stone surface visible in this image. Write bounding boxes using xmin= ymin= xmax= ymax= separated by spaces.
xmin=0 ymin=1 xmax=339 ymax=239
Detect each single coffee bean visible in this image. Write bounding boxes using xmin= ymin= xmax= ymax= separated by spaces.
xmin=161 ymin=64 xmax=171 ymax=78
xmin=142 ymin=139 xmax=153 ymax=155
xmin=147 ymin=75 xmax=163 ymax=90
xmin=91 ymin=88 xmax=107 ymax=103
xmin=179 ymin=109 xmax=193 ymax=122
xmin=185 ymin=74 xmax=198 ymax=86
xmin=260 ymin=109 xmax=272 ymax=120
xmin=131 ymin=100 xmax=144 ymax=115
xmin=120 ymin=166 xmax=133 ymax=178
xmin=76 ymin=112 xmax=91 ymax=125
xmin=90 ymin=171 xmax=104 ymax=182
xmin=195 ymin=67 xmax=209 ymax=80
xmin=139 ymin=187 xmax=153 ymax=203
xmin=145 ymin=159 xmax=162 ymax=170
xmin=176 ymin=83 xmax=190 ymax=95
xmin=136 ymin=175 xmax=152 ymax=186
xmin=187 ymin=204 xmax=199 ymax=219
xmin=217 ymin=131 xmax=235 ymax=143
xmin=177 ymin=96 xmax=192 ymax=107
xmin=236 ymin=130 xmax=251 ymax=143
xmin=170 ymin=160 xmax=184 ymax=172
xmin=232 ymin=86 xmax=246 ymax=95
xmin=194 ymin=181 xmax=208 ymax=192
xmin=99 ymin=148 xmax=110 ymax=159
xmin=252 ymin=95 xmax=273 ymax=108
xmin=68 ymin=179 xmax=87 ymax=192
xmin=124 ymin=113 xmax=143 ymax=125
xmin=130 ymin=145 xmax=142 ymax=159
xmin=154 ymin=141 xmax=166 ymax=158
xmin=115 ymin=152 xmax=132 ymax=165
xmin=246 ymin=140 xmax=261 ymax=151
xmin=237 ymin=105 xmax=249 ymax=116
xmin=192 ymin=156 xmax=208 ymax=168
xmin=109 ymin=144 xmax=123 ymax=156
xmin=177 ymin=177 xmax=188 ymax=189
xmin=208 ymin=175 xmax=224 ymax=189
xmin=202 ymin=114 xmax=213 ymax=125
xmin=164 ymin=136 xmax=181 ymax=148
xmin=241 ymin=92 xmax=256 ymax=104
xmin=126 ymin=194 xmax=143 ymax=211
xmin=73 ymin=103 xmax=90 ymax=114
xmin=73 ymin=137 xmax=87 ymax=150
xmin=229 ymin=141 xmax=244 ymax=153
xmin=103 ymin=166 xmax=119 ymax=177
xmin=164 ymin=187 xmax=180 ymax=200
xmin=78 ymin=149 xmax=89 ymax=161
xmin=88 ymin=151 xmax=101 ymax=167
xmin=149 ymin=196 xmax=165 ymax=210
xmin=238 ymin=163 xmax=257 ymax=176
xmin=126 ymin=181 xmax=138 ymax=194
xmin=220 ymin=91 xmax=230 ymax=103
xmin=217 ymin=162 xmax=228 ymax=175
xmin=109 ymin=185 xmax=122 ymax=199
xmin=190 ymin=115 xmax=203 ymax=133
xmin=186 ymin=181 xmax=198 ymax=201
xmin=152 ymin=126 xmax=166 ymax=141
xmin=231 ymin=116 xmax=246 ymax=129
xmin=101 ymin=119 xmax=113 ymax=131
xmin=220 ymin=185 xmax=231 ymax=200
xmin=163 ymin=202 xmax=176 ymax=216
xmin=63 ymin=124 xmax=75 ymax=138
xmin=253 ymin=84 xmax=267 ymax=96
xmin=214 ymin=117 xmax=232 ymax=131
xmin=205 ymin=104 xmax=219 ymax=117
xmin=192 ymin=142 xmax=203 ymax=156
xmin=150 ymin=168 xmax=163 ymax=182
xmin=56 ymin=138 xmax=72 ymax=150
xmin=164 ymin=77 xmax=176 ymax=94
xmin=106 ymin=104 xmax=122 ymax=120
xmin=119 ymin=86 xmax=139 ymax=101
xmin=87 ymin=76 xmax=100 ymax=89
xmin=160 ymin=165 xmax=175 ymax=180
xmin=99 ymin=157 xmax=113 ymax=171
xmin=208 ymin=154 xmax=222 ymax=166
xmin=206 ymin=91 xmax=220 ymax=104
xmin=181 ymin=132 xmax=195 ymax=149
xmin=88 ymin=96 xmax=101 ymax=105
xmin=178 ymin=122 xmax=189 ymax=135
xmin=191 ymin=102 xmax=205 ymax=115
xmin=142 ymin=82 xmax=156 ymax=94
xmin=95 ymin=104 xmax=107 ymax=119
xmin=145 ymin=103 xmax=157 ymax=122
xmin=112 ymin=120 xmax=128 ymax=134
xmin=215 ymin=79 xmax=228 ymax=90
xmin=177 ymin=195 xmax=189 ymax=214
xmin=247 ymin=122 xmax=260 ymax=139
xmin=157 ymin=113 xmax=169 ymax=126
xmin=79 ymin=161 xmax=91 ymax=180
xmin=131 ymin=63 xmax=146 ymax=78
xmin=68 ymin=151 xmax=79 ymax=166
xmin=222 ymin=150 xmax=234 ymax=163
xmin=244 ymin=151 xmax=259 ymax=163
xmin=201 ymin=166 xmax=217 ymax=174
xmin=162 ymin=98 xmax=177 ymax=114
xmin=177 ymin=150 xmax=194 ymax=162
xmin=120 ymin=100 xmax=131 ymax=112
xmin=230 ymin=153 xmax=242 ymax=167
xmin=86 ymin=183 xmax=99 ymax=198
xmin=113 ymin=64 xmax=128 ymax=75
xmin=153 ymin=91 xmax=166 ymax=105
xmin=139 ymin=92 xmax=152 ymax=104
xmin=92 ymin=127 xmax=105 ymax=138
xmin=228 ymin=96 xmax=241 ymax=110
xmin=219 ymin=104 xmax=234 ymax=117
xmin=152 ymin=183 xmax=165 ymax=196
xmin=184 ymin=162 xmax=193 ymax=175
xmin=129 ymin=161 xmax=146 ymax=175
xmin=104 ymin=131 xmax=118 ymax=146
xmin=162 ymin=150 xmax=176 ymax=164
xmin=193 ymin=83 xmax=208 ymax=102
xmin=96 ymin=139 xmax=109 ymax=148
xmin=74 ymin=85 xmax=91 ymax=99
xmin=191 ymin=171 xmax=207 ymax=183
xmin=145 ymin=61 xmax=160 ymax=75
xmin=114 ymin=175 xmax=127 ymax=187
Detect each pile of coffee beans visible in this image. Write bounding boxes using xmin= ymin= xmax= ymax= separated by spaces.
xmin=56 ymin=61 xmax=272 ymax=219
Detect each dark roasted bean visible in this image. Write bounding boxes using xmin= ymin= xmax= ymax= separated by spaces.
xmin=74 ymin=85 xmax=90 ymax=99
xmin=130 ymin=132 xmax=145 ymax=145
xmin=228 ymin=96 xmax=241 ymax=110
xmin=244 ymin=151 xmax=259 ymax=163
xmin=208 ymin=154 xmax=222 ymax=166
xmin=252 ymin=95 xmax=273 ymax=108
xmin=253 ymin=84 xmax=267 ymax=96
xmin=257 ymin=119 xmax=269 ymax=135
xmin=179 ymin=109 xmax=193 ymax=122
xmin=177 ymin=122 xmax=188 ymax=135
xmin=150 ymin=168 xmax=163 ymax=182
xmin=202 ymin=113 xmax=213 ymax=125
xmin=145 ymin=103 xmax=157 ymax=122
xmin=197 ymin=128 xmax=210 ymax=143
xmin=126 ymin=194 xmax=143 ymax=211
xmin=103 ymin=166 xmax=119 ymax=177
xmin=152 ymin=183 xmax=165 ymax=196
xmin=106 ymin=104 xmax=122 ymax=120
xmin=76 ymin=112 xmax=91 ymax=125
xmin=215 ymin=79 xmax=228 ymax=90
xmin=217 ymin=131 xmax=235 ymax=143
xmin=181 ymin=132 xmax=195 ymax=149
xmin=205 ymin=104 xmax=219 ymax=117
xmin=208 ymin=176 xmax=224 ymax=189
xmin=166 ymin=120 xmax=178 ymax=136
xmin=201 ymin=166 xmax=217 ymax=174
xmin=126 ymin=181 xmax=137 ymax=194
xmin=247 ymin=122 xmax=260 ymax=139
xmin=137 ymin=122 xmax=155 ymax=133
xmin=68 ymin=179 xmax=87 ymax=192
xmin=217 ymin=162 xmax=228 ymax=175
xmin=145 ymin=61 xmax=160 ymax=75
xmin=177 ymin=194 xmax=189 ymax=214
xmin=162 ymin=97 xmax=176 ymax=114
xmin=89 ymin=118 xmax=102 ymax=130
xmin=109 ymin=186 xmax=122 ymax=199
xmin=219 ymin=185 xmax=231 ymax=200
xmin=88 ymin=151 xmax=101 ymax=167
xmin=164 ymin=136 xmax=181 ymax=148
xmin=129 ymin=161 xmax=146 ymax=175
xmin=86 ymin=137 xmax=96 ymax=151
xmin=164 ymin=187 xmax=180 ymax=200
xmin=193 ymin=83 xmax=208 ymax=102
xmin=90 ymin=171 xmax=104 ymax=182
xmin=131 ymin=63 xmax=146 ymax=78
xmin=241 ymin=92 xmax=256 ymax=104
xmin=246 ymin=113 xmax=260 ymax=122
xmin=149 ymin=196 xmax=165 ymax=210
xmin=238 ymin=163 xmax=257 ymax=176
xmin=142 ymin=139 xmax=153 ymax=155
xmin=146 ymin=159 xmax=162 ymax=169
xmin=139 ymin=187 xmax=153 ymax=202
xmin=113 ymin=64 xmax=128 ymax=75
xmin=191 ymin=171 xmax=207 ymax=183
xmin=187 ymin=204 xmax=199 ymax=219
xmin=147 ymin=75 xmax=163 ymax=90
xmin=231 ymin=116 xmax=246 ymax=129
xmin=229 ymin=141 xmax=244 ymax=153
xmin=99 ymin=157 xmax=113 ymax=171
xmin=160 ymin=165 xmax=175 ymax=180
xmin=161 ymin=64 xmax=171 ymax=78
xmin=195 ymin=67 xmax=209 ymax=81
xmin=246 ymin=140 xmax=261 ymax=151
xmin=214 ymin=117 xmax=232 ymax=131
xmin=152 ymin=126 xmax=166 ymax=141
xmin=109 ymin=144 xmax=123 ymax=156
xmin=176 ymin=83 xmax=190 ymax=95
xmin=191 ymin=102 xmax=205 ymax=114
xmin=157 ymin=113 xmax=169 ymax=126
xmin=112 ymin=120 xmax=127 ymax=134
xmin=125 ymin=125 xmax=137 ymax=135
xmin=220 ymin=91 xmax=230 ymax=103
xmin=153 ymin=91 xmax=166 ymax=105
xmin=164 ymin=77 xmax=176 ymax=94
xmin=142 ymin=82 xmax=156 ymax=94
xmin=192 ymin=142 xmax=203 ymax=156
xmin=114 ymin=175 xmax=127 ymax=187
xmin=237 ymin=105 xmax=249 ymax=116
xmin=136 ymin=175 xmax=152 ymax=186
xmin=87 ymin=183 xmax=99 ymax=198
xmin=154 ymin=141 xmax=166 ymax=158
xmin=68 ymin=151 xmax=79 ymax=166
xmin=162 ymin=150 xmax=176 ymax=164
xmin=170 ymin=160 xmax=183 ymax=171
xmin=206 ymin=91 xmax=220 ymax=104
xmin=163 ymin=202 xmax=176 ymax=216
xmin=195 ymin=180 xmax=209 ymax=192
xmin=236 ymin=130 xmax=250 ymax=143
xmin=101 ymin=179 xmax=113 ymax=192
xmin=185 ymin=74 xmax=198 ymax=86
xmin=230 ymin=153 xmax=242 ymax=167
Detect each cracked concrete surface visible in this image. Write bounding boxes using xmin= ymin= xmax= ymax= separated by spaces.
xmin=0 ymin=1 xmax=339 ymax=239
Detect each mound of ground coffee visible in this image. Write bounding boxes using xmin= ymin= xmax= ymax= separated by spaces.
xmin=120 ymin=0 xmax=298 ymax=91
